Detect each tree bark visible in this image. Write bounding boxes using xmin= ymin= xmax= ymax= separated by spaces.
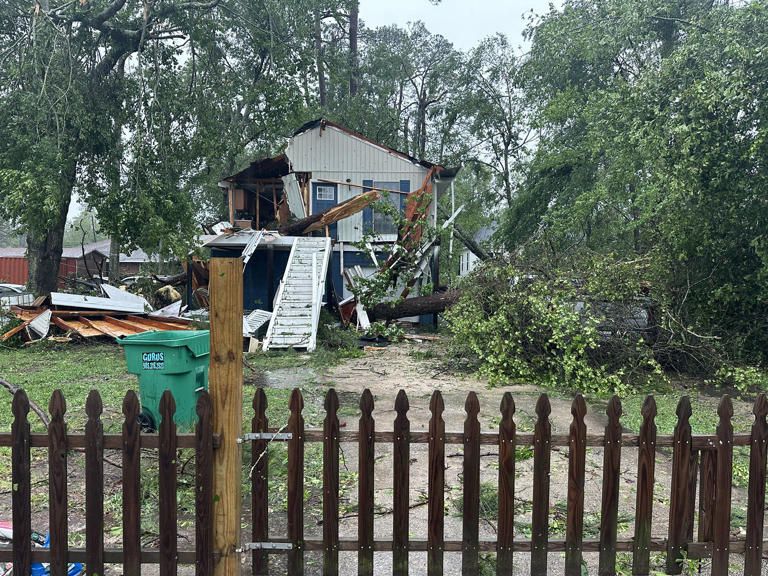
xmin=349 ymin=1 xmax=359 ymax=97
xmin=26 ymin=162 xmax=76 ymax=295
xmin=108 ymin=236 xmax=121 ymax=283
xmin=436 ymin=205 xmax=491 ymax=261
xmin=278 ymin=189 xmax=378 ymax=236
xmin=370 ymin=290 xmax=460 ymax=321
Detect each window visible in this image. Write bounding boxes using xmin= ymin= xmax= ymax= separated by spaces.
xmin=316 ymin=185 xmax=335 ymax=201
xmin=372 ymin=182 xmax=401 ymax=236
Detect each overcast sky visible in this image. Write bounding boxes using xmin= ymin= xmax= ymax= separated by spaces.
xmin=359 ymin=0 xmax=559 ymax=53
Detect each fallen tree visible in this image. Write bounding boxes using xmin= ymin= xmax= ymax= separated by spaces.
xmin=278 ymin=190 xmax=380 ymax=236
xmin=370 ymin=290 xmax=461 ymax=321
xmin=437 ymin=205 xmax=491 ymax=261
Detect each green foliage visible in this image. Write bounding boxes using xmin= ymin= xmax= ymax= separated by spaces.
xmin=316 ymin=310 xmax=363 ymax=356
xmin=513 ymin=0 xmax=768 ymax=371
xmin=364 ymin=321 xmax=405 ymax=342
xmin=445 ymin=259 xmax=664 ymax=395
xmin=706 ymin=365 xmax=768 ymax=396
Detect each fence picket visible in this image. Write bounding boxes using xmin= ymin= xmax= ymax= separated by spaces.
xmin=698 ymin=449 xmax=716 ymax=546
xmin=287 ymin=388 xmax=305 ymax=576
xmin=252 ymin=388 xmax=269 ymax=576
xmin=496 ymin=393 xmax=515 ymax=576
xmin=565 ymin=395 xmax=586 ymax=576
xmin=666 ymin=396 xmax=693 ymax=574
xmin=598 ymin=396 xmax=622 ymax=576
xmin=323 ymin=389 xmax=340 ymax=576
xmin=12 ymin=390 xmax=31 ymax=576
xmin=48 ymin=390 xmax=68 ymax=576
xmin=196 ymin=391 xmax=214 ymax=576
xmin=85 ymin=390 xmax=104 ymax=576
xmin=428 ymin=391 xmax=445 ymax=576
xmin=744 ymin=394 xmax=768 ymax=576
xmin=159 ymin=391 xmax=178 ymax=576
xmin=359 ymin=390 xmax=375 ymax=576
xmin=122 ymin=390 xmax=141 ymax=576
xmin=462 ymin=392 xmax=481 ymax=576
xmin=712 ymin=396 xmax=733 ymax=576
xmin=531 ymin=394 xmax=551 ymax=575
xmin=393 ymin=390 xmax=410 ymax=576
xmin=687 ymin=449 xmax=698 ymax=543
xmin=632 ymin=395 xmax=656 ymax=576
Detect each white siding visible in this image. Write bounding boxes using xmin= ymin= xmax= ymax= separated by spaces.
xmin=282 ymin=174 xmax=306 ymax=218
xmin=287 ymin=125 xmax=431 ymax=243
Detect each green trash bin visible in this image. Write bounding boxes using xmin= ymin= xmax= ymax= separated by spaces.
xmin=116 ymin=330 xmax=210 ymax=431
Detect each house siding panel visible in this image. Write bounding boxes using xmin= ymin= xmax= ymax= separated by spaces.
xmin=287 ymin=126 xmax=430 ymax=243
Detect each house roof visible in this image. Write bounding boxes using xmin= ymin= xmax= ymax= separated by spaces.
xmin=221 ymin=118 xmax=460 ymax=184
xmin=222 ymin=153 xmax=291 ymax=183
xmin=0 ymin=247 xmax=27 ymax=258
xmin=0 ymin=241 xmax=155 ymax=263
xmin=292 ymin=118 xmax=441 ymax=170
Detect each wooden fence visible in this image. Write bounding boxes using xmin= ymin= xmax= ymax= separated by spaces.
xmin=0 ymin=388 xmax=214 ymax=576
xmin=249 ymin=388 xmax=768 ymax=576
xmin=2 ymin=386 xmax=768 ymax=576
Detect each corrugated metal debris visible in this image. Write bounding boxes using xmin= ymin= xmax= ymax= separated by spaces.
xmin=1 ymin=284 xmax=192 ymax=343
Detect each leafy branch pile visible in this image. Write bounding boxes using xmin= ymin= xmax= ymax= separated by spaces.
xmin=445 ymin=256 xmax=664 ymax=395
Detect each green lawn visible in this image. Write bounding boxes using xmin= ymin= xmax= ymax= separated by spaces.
xmin=0 ymin=341 xmax=137 ymax=433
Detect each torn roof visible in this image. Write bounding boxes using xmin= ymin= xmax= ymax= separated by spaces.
xmin=222 ymin=153 xmax=291 ymax=183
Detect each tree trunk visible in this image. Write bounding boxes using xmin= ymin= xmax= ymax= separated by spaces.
xmin=108 ymin=236 xmax=121 ymax=284
xmin=436 ymin=205 xmax=491 ymax=261
xmin=370 ymin=290 xmax=460 ymax=321
xmin=314 ymin=9 xmax=327 ymax=107
xmin=349 ymin=1 xmax=359 ymax=97
xmin=26 ymin=202 xmax=71 ymax=295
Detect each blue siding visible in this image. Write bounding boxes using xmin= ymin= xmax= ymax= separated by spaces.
xmin=312 ymin=182 xmax=338 ymax=239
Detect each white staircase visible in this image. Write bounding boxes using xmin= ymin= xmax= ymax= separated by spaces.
xmin=263 ymin=236 xmax=332 ymax=351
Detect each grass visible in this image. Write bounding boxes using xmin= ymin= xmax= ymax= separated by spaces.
xmin=0 ymin=340 xmax=136 ymax=433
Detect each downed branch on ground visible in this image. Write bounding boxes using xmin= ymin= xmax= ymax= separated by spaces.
xmin=370 ymin=290 xmax=461 ymax=321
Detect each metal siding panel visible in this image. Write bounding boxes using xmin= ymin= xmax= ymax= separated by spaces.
xmin=0 ymin=257 xmax=28 ymax=285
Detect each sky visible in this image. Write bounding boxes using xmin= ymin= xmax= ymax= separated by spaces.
xmin=358 ymin=0 xmax=558 ymax=53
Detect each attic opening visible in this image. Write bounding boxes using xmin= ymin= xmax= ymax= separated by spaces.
xmin=221 ymin=154 xmax=312 ymax=229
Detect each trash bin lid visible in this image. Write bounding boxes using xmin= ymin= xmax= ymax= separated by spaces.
xmin=116 ymin=330 xmax=210 ymax=357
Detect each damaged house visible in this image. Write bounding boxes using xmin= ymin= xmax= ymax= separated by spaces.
xmin=202 ymin=118 xmax=460 ymax=351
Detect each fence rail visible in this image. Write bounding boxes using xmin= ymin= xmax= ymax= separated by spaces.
xmin=0 ymin=388 xmax=215 ymax=576
xmin=250 ymin=388 xmax=768 ymax=576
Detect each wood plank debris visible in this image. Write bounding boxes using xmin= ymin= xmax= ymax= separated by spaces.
xmin=1 ymin=282 xmax=192 ymax=342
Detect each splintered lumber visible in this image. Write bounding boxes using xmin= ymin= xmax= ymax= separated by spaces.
xmin=278 ymin=190 xmax=380 ymax=236
xmin=370 ymin=290 xmax=461 ymax=321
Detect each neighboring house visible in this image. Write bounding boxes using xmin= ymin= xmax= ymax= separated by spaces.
xmin=204 ymin=118 xmax=461 ymax=349
xmin=0 ymin=241 xmax=159 ymax=287
xmin=459 ymin=224 xmax=497 ymax=276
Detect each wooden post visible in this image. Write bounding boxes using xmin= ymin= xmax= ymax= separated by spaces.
xmin=209 ymin=258 xmax=243 ymax=576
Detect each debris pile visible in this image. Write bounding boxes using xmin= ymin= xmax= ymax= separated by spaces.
xmin=1 ymin=284 xmax=193 ymax=344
